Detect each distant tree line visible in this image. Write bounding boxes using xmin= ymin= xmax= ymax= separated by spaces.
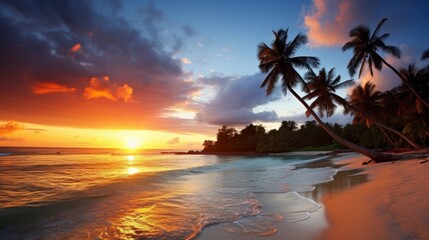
xmin=202 ymin=118 xmax=427 ymax=153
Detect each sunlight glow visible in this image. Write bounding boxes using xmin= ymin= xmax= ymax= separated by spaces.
xmin=3 ymin=122 xmax=208 ymax=150
xmin=124 ymin=136 xmax=142 ymax=150
xmin=126 ymin=155 xmax=135 ymax=161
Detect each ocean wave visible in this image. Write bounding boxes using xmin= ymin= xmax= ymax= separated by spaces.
xmin=0 ymin=152 xmax=345 ymax=239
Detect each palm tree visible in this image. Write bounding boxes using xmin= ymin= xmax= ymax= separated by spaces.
xmin=348 ymin=82 xmax=385 ymax=126
xmin=258 ymin=29 xmax=400 ymax=162
xmin=304 ymin=68 xmax=421 ymax=148
xmin=397 ymin=64 xmax=429 ymax=145
xmin=397 ymin=64 xmax=429 ymax=114
xmin=303 ymin=67 xmax=354 ymax=117
xmin=342 ymin=18 xmax=429 ymax=108
xmin=348 ymin=82 xmax=421 ymax=148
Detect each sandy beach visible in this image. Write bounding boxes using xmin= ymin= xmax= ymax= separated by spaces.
xmin=197 ymin=151 xmax=429 ymax=240
xmin=322 ymin=152 xmax=429 ymax=240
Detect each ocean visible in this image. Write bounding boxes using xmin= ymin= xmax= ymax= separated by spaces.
xmin=0 ymin=147 xmax=340 ymax=239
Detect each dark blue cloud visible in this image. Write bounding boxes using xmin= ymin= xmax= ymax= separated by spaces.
xmin=196 ymin=73 xmax=281 ymax=125
xmin=182 ymin=25 xmax=197 ymax=37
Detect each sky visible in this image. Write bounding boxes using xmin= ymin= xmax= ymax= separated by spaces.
xmin=1 ymin=0 xmax=428 ymax=149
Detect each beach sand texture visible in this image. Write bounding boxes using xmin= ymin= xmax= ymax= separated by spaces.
xmin=322 ymin=154 xmax=429 ymax=240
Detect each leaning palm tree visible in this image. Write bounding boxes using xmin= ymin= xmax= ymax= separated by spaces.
xmin=397 ymin=64 xmax=429 ymax=145
xmin=349 ymin=82 xmax=384 ymax=126
xmin=348 ymin=82 xmax=421 ymax=148
xmin=342 ymin=18 xmax=429 ymax=108
xmin=258 ymin=29 xmax=400 ymax=162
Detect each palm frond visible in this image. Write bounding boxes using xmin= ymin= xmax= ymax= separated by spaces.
xmin=342 ymin=42 xmax=356 ymax=52
xmin=290 ymin=56 xmax=320 ymax=69
xmin=258 ymin=60 xmax=276 ymax=73
xmin=327 ymin=103 xmax=336 ymax=117
xmin=333 ymin=79 xmax=355 ymax=89
xmin=278 ymin=28 xmax=288 ymax=42
xmin=382 ymin=45 xmax=401 ymax=58
xmin=349 ymin=25 xmax=369 ymax=39
xmin=260 ymin=68 xmax=280 ymax=96
xmin=378 ymin=33 xmax=391 ymax=42
xmin=298 ymin=71 xmax=310 ymax=93
xmin=272 ymin=29 xmax=288 ymax=54
xmin=332 ymin=93 xmax=349 ymax=108
xmin=348 ymin=51 xmax=366 ymax=77
xmin=303 ymin=90 xmax=320 ymax=100
xmin=304 ymin=69 xmax=317 ymax=81
xmin=285 ymin=33 xmax=308 ymax=57
xmin=371 ymin=51 xmax=384 ymax=71
xmin=283 ymin=65 xmax=307 ymax=93
xmin=303 ymin=69 xmax=318 ymax=93
xmin=422 ymin=49 xmax=429 ymax=60
xmin=330 ymin=74 xmax=341 ymax=88
xmin=371 ymin=18 xmax=388 ymax=41
xmin=368 ymin=55 xmax=374 ymax=76
xmin=358 ymin=53 xmax=367 ymax=77
xmin=257 ymin=42 xmax=272 ymax=59
xmin=326 ymin=68 xmax=334 ymax=84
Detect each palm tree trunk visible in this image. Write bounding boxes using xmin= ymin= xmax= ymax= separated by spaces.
xmin=286 ymin=83 xmax=401 ymax=162
xmin=375 ymin=121 xmax=421 ymax=148
xmin=346 ymin=100 xmax=422 ymax=149
xmin=376 ymin=124 xmax=397 ymax=148
xmin=378 ymin=54 xmax=429 ymax=108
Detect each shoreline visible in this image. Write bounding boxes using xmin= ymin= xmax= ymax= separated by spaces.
xmin=161 ymin=149 xmax=353 ymax=156
xmin=196 ymin=150 xmax=429 ymax=239
xmin=196 ymin=152 xmax=363 ymax=239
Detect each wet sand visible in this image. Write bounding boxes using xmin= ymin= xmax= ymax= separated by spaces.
xmin=198 ymin=151 xmax=429 ymax=239
xmin=197 ymin=153 xmax=370 ymax=239
xmin=322 ymin=153 xmax=429 ymax=240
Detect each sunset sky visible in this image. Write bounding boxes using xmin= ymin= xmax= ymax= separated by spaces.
xmin=1 ymin=0 xmax=428 ymax=149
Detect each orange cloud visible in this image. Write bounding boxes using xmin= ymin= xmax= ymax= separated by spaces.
xmin=0 ymin=120 xmax=24 ymax=135
xmin=116 ymin=84 xmax=134 ymax=103
xmin=304 ymin=0 xmax=351 ymax=47
xmin=167 ymin=137 xmax=180 ymax=144
xmin=33 ymin=82 xmax=76 ymax=94
xmin=70 ymin=43 xmax=82 ymax=53
xmin=83 ymin=76 xmax=135 ymax=103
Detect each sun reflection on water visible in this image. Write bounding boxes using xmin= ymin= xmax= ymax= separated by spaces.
xmin=125 ymin=155 xmax=139 ymax=175
xmin=127 ymin=167 xmax=140 ymax=175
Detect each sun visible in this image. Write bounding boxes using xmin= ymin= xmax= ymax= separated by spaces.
xmin=124 ymin=136 xmax=142 ymax=150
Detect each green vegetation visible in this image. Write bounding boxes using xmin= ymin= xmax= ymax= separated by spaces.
xmin=202 ymin=18 xmax=429 ymax=162
xmin=202 ymin=119 xmax=425 ymax=153
xmin=202 ymin=121 xmax=334 ymax=153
